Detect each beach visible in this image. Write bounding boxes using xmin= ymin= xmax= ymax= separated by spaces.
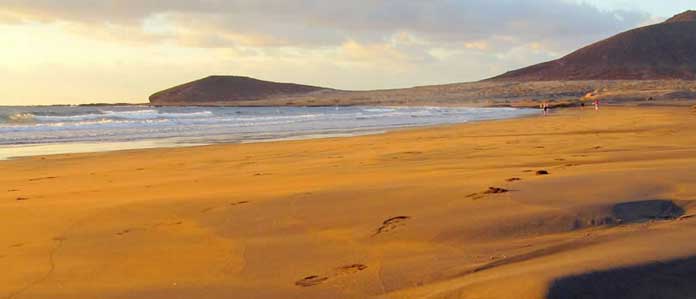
xmin=2 ymin=106 xmax=696 ymax=298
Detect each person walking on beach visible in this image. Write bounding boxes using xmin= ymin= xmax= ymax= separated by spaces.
xmin=594 ymin=99 xmax=600 ymax=111
xmin=542 ymin=102 xmax=549 ymax=116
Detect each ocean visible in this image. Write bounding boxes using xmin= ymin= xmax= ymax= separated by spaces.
xmin=0 ymin=105 xmax=536 ymax=159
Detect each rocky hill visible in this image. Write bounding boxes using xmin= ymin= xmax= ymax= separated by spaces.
xmin=489 ymin=11 xmax=696 ymax=81
xmin=149 ymin=76 xmax=332 ymax=105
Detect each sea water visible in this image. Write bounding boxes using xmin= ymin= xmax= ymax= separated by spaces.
xmin=0 ymin=105 xmax=536 ymax=159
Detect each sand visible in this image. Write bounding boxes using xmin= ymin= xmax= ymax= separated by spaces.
xmin=2 ymin=106 xmax=696 ymax=299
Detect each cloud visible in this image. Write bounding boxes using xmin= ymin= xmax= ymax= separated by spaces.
xmin=0 ymin=1 xmax=652 ymax=73
xmin=0 ymin=0 xmax=649 ymax=49
xmin=0 ymin=0 xmax=656 ymax=104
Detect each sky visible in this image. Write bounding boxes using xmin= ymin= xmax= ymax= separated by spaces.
xmin=0 ymin=0 xmax=693 ymax=105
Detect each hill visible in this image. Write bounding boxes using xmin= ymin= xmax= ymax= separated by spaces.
xmin=489 ymin=11 xmax=696 ymax=81
xmin=149 ymin=76 xmax=332 ymax=105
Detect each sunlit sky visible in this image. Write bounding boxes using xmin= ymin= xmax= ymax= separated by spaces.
xmin=1 ymin=0 xmax=693 ymax=105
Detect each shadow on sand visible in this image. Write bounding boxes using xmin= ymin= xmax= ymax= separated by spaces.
xmin=546 ymin=256 xmax=696 ymax=299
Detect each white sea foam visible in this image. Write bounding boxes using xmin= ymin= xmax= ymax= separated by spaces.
xmin=30 ymin=109 xmax=215 ymax=122
xmin=7 ymin=113 xmax=36 ymax=123
xmin=0 ymin=106 xmax=537 ymax=152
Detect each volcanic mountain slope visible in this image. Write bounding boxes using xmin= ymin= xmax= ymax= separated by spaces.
xmin=149 ymin=76 xmax=333 ymax=105
xmin=489 ymin=11 xmax=696 ymax=81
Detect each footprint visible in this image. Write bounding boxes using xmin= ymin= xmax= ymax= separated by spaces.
xmin=536 ymin=170 xmax=550 ymax=175
xmin=116 ymin=229 xmax=136 ymax=236
xmin=402 ymin=151 xmax=423 ymax=155
xmin=467 ymin=187 xmax=510 ymax=200
xmin=337 ymin=264 xmax=368 ymax=273
xmin=153 ymin=221 xmax=183 ymax=228
xmin=484 ymin=187 xmax=509 ymax=194
xmin=7 ymin=189 xmax=18 ymax=192
xmin=295 ymin=264 xmax=368 ymax=287
xmin=375 ymin=216 xmax=411 ymax=235
xmin=295 ymin=275 xmax=329 ymax=287
xmin=28 ymin=176 xmax=58 ymax=182
xmin=16 ymin=197 xmax=29 ymax=201
xmin=202 ymin=201 xmax=251 ymax=213
xmin=506 ymin=178 xmax=522 ymax=182
xmin=466 ymin=193 xmax=484 ymax=200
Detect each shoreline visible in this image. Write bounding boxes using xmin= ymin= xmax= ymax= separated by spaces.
xmin=0 ymin=106 xmax=538 ymax=160
xmin=3 ymin=106 xmax=696 ymax=298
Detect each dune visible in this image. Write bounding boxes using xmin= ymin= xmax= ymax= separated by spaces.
xmin=2 ymin=106 xmax=696 ymax=298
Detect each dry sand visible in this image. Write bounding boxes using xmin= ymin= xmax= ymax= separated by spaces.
xmin=2 ymin=106 xmax=696 ymax=299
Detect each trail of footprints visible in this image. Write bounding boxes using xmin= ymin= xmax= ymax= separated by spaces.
xmin=295 ymin=154 xmax=578 ymax=287
xmin=467 ymin=169 xmax=551 ymax=200
xmin=291 ymin=165 xmax=560 ymax=286
xmin=294 ymin=216 xmax=409 ymax=286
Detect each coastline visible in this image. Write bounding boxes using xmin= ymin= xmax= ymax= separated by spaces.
xmin=2 ymin=106 xmax=696 ymax=298
xmin=0 ymin=106 xmax=536 ymax=160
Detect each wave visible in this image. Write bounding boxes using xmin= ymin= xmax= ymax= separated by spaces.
xmin=0 ymin=106 xmax=537 ymax=148
xmin=232 ymin=113 xmax=322 ymax=122
xmin=362 ymin=108 xmax=397 ymax=113
xmin=0 ymin=114 xmax=321 ymax=133
xmin=100 ymin=109 xmax=214 ymax=120
xmin=33 ymin=113 xmax=108 ymax=122
xmin=25 ymin=109 xmax=215 ymax=122
xmin=7 ymin=113 xmax=36 ymax=123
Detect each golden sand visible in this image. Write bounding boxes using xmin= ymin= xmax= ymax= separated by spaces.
xmin=2 ymin=106 xmax=696 ymax=298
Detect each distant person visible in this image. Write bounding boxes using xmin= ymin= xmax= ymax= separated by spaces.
xmin=580 ymin=102 xmax=585 ymax=110
xmin=542 ymin=102 xmax=549 ymax=116
xmin=594 ymin=99 xmax=600 ymax=111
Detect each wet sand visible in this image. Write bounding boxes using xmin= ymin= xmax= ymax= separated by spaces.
xmin=2 ymin=106 xmax=696 ymax=299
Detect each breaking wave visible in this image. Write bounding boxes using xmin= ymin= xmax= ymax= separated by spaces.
xmin=0 ymin=106 xmax=536 ymax=146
